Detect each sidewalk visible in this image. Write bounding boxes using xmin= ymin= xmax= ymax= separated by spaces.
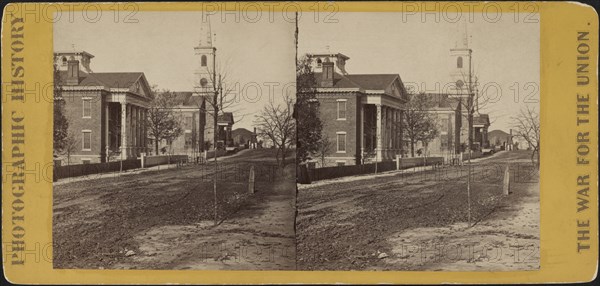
xmin=53 ymin=162 xmax=184 ymax=186
xmin=298 ymin=152 xmax=501 ymax=190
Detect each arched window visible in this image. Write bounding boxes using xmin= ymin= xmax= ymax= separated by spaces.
xmin=457 ymin=56 xmax=463 ymax=68
xmin=201 ymin=55 xmax=207 ymax=67
xmin=62 ymin=56 xmax=67 ymax=65
xmin=316 ymin=58 xmax=322 ymax=67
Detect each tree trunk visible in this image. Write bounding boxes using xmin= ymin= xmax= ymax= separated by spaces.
xmin=410 ymin=140 xmax=415 ymax=157
xmin=154 ymin=137 xmax=159 ymax=155
xmin=467 ymin=109 xmax=474 ymax=151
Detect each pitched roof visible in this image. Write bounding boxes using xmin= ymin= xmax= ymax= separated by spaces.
xmin=473 ymin=114 xmax=490 ymax=126
xmin=313 ymin=72 xmax=360 ymax=89
xmin=218 ymin=112 xmax=234 ymax=124
xmin=171 ymin=92 xmax=204 ymax=106
xmin=420 ymin=93 xmax=461 ymax=109
xmin=345 ymin=74 xmax=399 ymax=90
xmin=232 ymin=128 xmax=254 ymax=138
xmin=58 ymin=71 xmax=145 ymax=89
xmin=313 ymin=72 xmax=401 ymax=91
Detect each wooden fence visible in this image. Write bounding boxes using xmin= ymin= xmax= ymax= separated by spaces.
xmin=301 ymin=157 xmax=444 ymax=183
xmin=53 ymin=159 xmax=141 ymax=181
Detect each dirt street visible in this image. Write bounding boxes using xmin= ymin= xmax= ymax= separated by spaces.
xmin=53 ymin=149 xmax=296 ymax=270
xmin=296 ymin=150 xmax=540 ymax=271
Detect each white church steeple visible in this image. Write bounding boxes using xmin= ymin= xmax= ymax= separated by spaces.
xmin=194 ymin=16 xmax=216 ymax=95
xmin=449 ymin=19 xmax=473 ymax=96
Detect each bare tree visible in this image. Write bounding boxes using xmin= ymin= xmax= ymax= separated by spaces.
xmin=254 ymin=94 xmax=296 ymax=168
xmin=512 ymin=106 xmax=540 ymax=168
xmin=146 ymin=89 xmax=184 ymax=155
xmin=401 ymin=93 xmax=440 ymax=157
xmin=191 ymin=58 xmax=247 ymax=226
xmin=192 ymin=59 xmax=246 ymax=152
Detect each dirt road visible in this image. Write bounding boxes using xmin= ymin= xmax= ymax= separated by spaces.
xmin=53 ymin=149 xmax=296 ymax=270
xmin=296 ymin=150 xmax=539 ymax=271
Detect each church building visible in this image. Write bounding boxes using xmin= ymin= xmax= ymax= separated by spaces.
xmin=165 ymin=18 xmax=235 ymax=156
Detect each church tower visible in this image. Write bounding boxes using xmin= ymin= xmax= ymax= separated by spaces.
xmin=193 ymin=17 xmax=216 ymax=96
xmin=449 ymin=20 xmax=472 ymax=96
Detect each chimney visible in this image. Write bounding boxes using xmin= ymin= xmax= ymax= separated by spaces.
xmin=321 ymin=61 xmax=334 ymax=88
xmin=66 ymin=59 xmax=80 ymax=85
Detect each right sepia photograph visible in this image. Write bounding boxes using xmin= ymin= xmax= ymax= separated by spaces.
xmin=295 ymin=12 xmax=540 ymax=271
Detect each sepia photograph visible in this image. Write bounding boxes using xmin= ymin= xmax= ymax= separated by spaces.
xmin=295 ymin=12 xmax=540 ymax=271
xmin=52 ymin=11 xmax=297 ymax=270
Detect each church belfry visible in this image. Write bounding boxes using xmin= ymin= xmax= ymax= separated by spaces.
xmin=194 ymin=17 xmax=216 ymax=95
xmin=449 ymin=20 xmax=472 ymax=96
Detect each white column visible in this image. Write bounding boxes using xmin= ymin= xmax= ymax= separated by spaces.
xmin=360 ymin=104 xmax=365 ymax=160
xmin=120 ymin=103 xmax=128 ymax=158
xmin=105 ymin=103 xmax=110 ymax=162
xmin=128 ymin=105 xmax=132 ymax=157
xmin=394 ymin=109 xmax=400 ymax=151
xmin=143 ymin=109 xmax=147 ymax=153
xmin=391 ymin=108 xmax=396 ymax=151
xmin=135 ymin=106 xmax=140 ymax=155
xmin=376 ymin=104 xmax=383 ymax=161
xmin=399 ymin=109 xmax=404 ymax=155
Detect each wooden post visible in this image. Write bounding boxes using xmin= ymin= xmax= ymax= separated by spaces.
xmin=248 ymin=165 xmax=255 ymax=194
xmin=395 ymin=155 xmax=400 ymax=170
xmin=503 ymin=165 xmax=510 ymax=195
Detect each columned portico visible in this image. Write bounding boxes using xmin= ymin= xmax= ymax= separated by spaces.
xmin=375 ymin=104 xmax=383 ymax=161
xmin=120 ymin=103 xmax=129 ymax=158
xmin=361 ymin=99 xmax=405 ymax=162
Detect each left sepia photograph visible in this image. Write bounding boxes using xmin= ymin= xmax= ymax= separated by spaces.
xmin=52 ymin=11 xmax=297 ymax=270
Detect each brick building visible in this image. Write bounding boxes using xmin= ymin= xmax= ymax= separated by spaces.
xmin=54 ymin=51 xmax=152 ymax=164
xmin=306 ymin=53 xmax=408 ymax=167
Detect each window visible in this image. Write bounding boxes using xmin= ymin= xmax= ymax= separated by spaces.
xmin=185 ymin=116 xmax=193 ymax=128
xmin=184 ymin=133 xmax=192 ymax=148
xmin=61 ymin=56 xmax=67 ymax=65
xmin=336 ymin=132 xmax=346 ymax=153
xmin=457 ymin=56 xmax=463 ymax=68
xmin=81 ymin=159 xmax=91 ymax=164
xmin=316 ymin=58 xmax=322 ymax=67
xmin=201 ymin=55 xmax=207 ymax=67
xmin=82 ymin=98 xmax=92 ymax=118
xmin=82 ymin=131 xmax=92 ymax=151
xmin=200 ymin=78 xmax=208 ymax=87
xmin=440 ymin=118 xmax=449 ymax=133
xmin=441 ymin=135 xmax=449 ymax=150
xmin=336 ymin=161 xmax=346 ymax=166
xmin=337 ymin=100 xmax=347 ymax=120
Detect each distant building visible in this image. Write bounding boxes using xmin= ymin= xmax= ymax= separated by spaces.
xmin=305 ymin=52 xmax=408 ymax=166
xmin=231 ymin=128 xmax=254 ymax=147
xmin=473 ymin=114 xmax=490 ymax=149
xmin=54 ymin=51 xmax=152 ymax=164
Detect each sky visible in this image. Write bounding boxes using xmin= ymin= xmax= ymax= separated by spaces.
xmin=54 ymin=12 xmax=296 ymax=130
xmin=298 ymin=12 xmax=540 ymax=132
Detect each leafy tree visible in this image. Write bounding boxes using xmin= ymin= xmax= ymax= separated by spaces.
xmin=53 ymin=64 xmax=69 ymax=156
xmin=146 ymin=89 xmax=184 ymax=155
xmin=315 ymin=135 xmax=333 ymax=167
xmin=61 ymin=132 xmax=79 ymax=166
xmin=295 ymin=55 xmax=323 ymax=163
xmin=401 ymin=93 xmax=440 ymax=157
